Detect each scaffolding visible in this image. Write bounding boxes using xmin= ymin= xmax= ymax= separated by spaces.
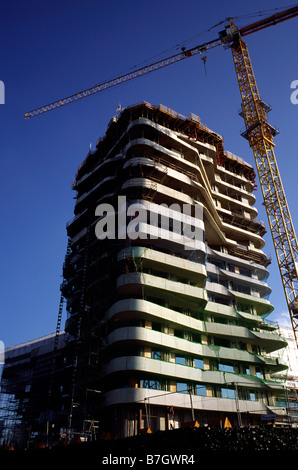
xmin=0 ymin=372 xmax=23 ymax=448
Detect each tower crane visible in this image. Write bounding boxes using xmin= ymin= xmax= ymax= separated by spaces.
xmin=25 ymin=6 xmax=298 ymax=346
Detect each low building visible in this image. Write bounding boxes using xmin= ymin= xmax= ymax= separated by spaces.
xmin=0 ymin=332 xmax=70 ymax=448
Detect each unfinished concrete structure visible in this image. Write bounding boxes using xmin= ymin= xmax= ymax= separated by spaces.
xmin=60 ymin=101 xmax=289 ymax=437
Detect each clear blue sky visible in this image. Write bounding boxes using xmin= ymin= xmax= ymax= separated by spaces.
xmin=1 ymin=0 xmax=297 ymax=347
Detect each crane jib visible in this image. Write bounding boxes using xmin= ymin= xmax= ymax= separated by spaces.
xmin=24 ymin=39 xmax=222 ymax=119
xmin=24 ymin=6 xmax=298 ymax=119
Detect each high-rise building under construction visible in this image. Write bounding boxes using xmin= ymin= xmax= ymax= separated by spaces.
xmin=62 ymin=101 xmax=288 ymax=437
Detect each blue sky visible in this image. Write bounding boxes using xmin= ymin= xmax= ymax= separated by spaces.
xmin=1 ymin=0 xmax=297 ymax=347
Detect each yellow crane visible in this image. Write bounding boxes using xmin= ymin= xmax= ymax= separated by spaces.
xmin=24 ymin=6 xmax=298 ymax=345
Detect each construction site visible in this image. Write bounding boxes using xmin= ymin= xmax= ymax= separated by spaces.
xmin=1 ymin=4 xmax=298 ymax=459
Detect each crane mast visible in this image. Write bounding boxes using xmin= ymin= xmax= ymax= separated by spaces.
xmin=223 ymin=21 xmax=298 ymax=344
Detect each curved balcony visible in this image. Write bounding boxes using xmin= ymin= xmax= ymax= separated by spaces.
xmin=205 ymin=281 xmax=231 ymax=299
xmin=124 ymin=198 xmax=204 ymax=231
xmin=236 ymin=309 xmax=265 ymax=324
xmin=75 ymin=174 xmax=115 ymax=214
xmin=251 ymin=330 xmax=288 ymax=353
xmin=214 ymin=174 xmax=256 ymax=204
xmin=204 ymin=322 xmax=286 ymax=354
xmin=102 ymin=355 xmax=202 ymax=382
xmin=140 ymin=223 xmax=205 ymax=253
xmin=226 ymin=244 xmax=270 ymax=268
xmin=66 ymin=208 xmax=89 ymax=237
xmin=117 ymin=272 xmax=208 ymax=309
xmin=106 ymin=300 xmax=285 ymax=359
xmin=126 ymin=118 xmax=200 ymax=163
xmin=220 ymin=215 xmax=265 ymax=250
xmin=219 ymin=268 xmax=271 ymax=298
xmin=122 ymin=176 xmax=200 ymax=208
xmin=107 ymin=298 xmax=206 ymax=332
xmin=101 ymin=387 xmax=273 ymax=416
xmin=216 ymin=162 xmax=254 ymax=186
xmin=102 ymin=355 xmax=284 ymax=391
xmin=204 ymin=301 xmax=241 ymax=319
xmin=258 ymin=355 xmax=288 ymax=372
xmin=213 ymin=191 xmax=258 ymax=219
xmin=106 ymin=326 xmax=205 ymax=356
xmin=123 ymin=155 xmax=204 ymax=200
xmin=206 ymin=265 xmax=271 ymax=299
xmin=117 ymin=247 xmax=206 ymax=287
xmin=105 ymin=326 xmax=286 ymax=373
xmin=206 ymin=246 xmax=270 ymax=281
xmin=230 ymin=290 xmax=274 ymax=316
xmin=124 ymin=137 xmax=210 ymax=190
xmin=75 ymin=153 xmax=125 ymax=189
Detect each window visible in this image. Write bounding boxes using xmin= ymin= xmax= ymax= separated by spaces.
xmin=214 ymin=337 xmax=230 ymax=348
xmin=175 ymin=330 xmax=184 ymax=339
xmin=209 ymin=258 xmax=225 ymax=269
xmin=232 ymin=283 xmax=251 ymax=295
xmin=219 ymin=363 xmax=234 ymax=373
xmin=221 ymin=387 xmax=236 ymax=399
xmin=234 ymin=265 xmax=251 ymax=277
xmin=213 ymin=296 xmax=231 ymax=306
xmin=249 ymin=390 xmax=256 ymax=401
xmin=194 ymin=358 xmax=204 ymax=369
xmin=151 ymin=350 xmax=162 ymax=360
xmin=152 ymin=322 xmax=162 ymax=332
xmin=175 ymin=356 xmax=186 ymax=366
xmin=237 ymin=303 xmax=252 ymax=314
xmin=275 ymin=397 xmax=286 ymax=407
xmin=196 ymin=385 xmax=206 ymax=396
xmin=177 ymin=382 xmax=188 ymax=393
xmin=142 ymin=380 xmax=160 ymax=390
xmin=238 ymin=388 xmax=248 ymax=400
xmin=185 ymin=357 xmax=193 ymax=367
xmin=193 ymin=333 xmax=201 ymax=343
xmin=183 ymin=330 xmax=192 ymax=340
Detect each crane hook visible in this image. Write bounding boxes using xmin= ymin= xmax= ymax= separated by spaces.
xmin=201 ymin=55 xmax=207 ymax=76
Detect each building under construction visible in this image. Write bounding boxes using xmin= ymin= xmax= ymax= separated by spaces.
xmin=62 ymin=101 xmax=289 ymax=436
xmin=1 ymin=102 xmax=291 ymax=445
